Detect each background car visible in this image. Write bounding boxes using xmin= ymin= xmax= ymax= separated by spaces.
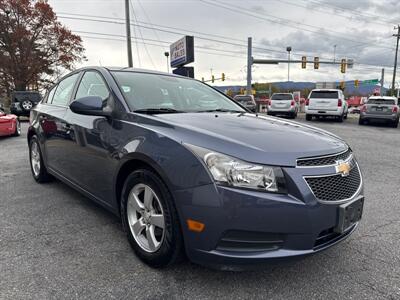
xmin=0 ymin=107 xmax=20 ymax=137
xmin=10 ymin=91 xmax=41 ymax=117
xmin=359 ymin=96 xmax=399 ymax=128
xmin=305 ymin=89 xmax=348 ymax=122
xmin=233 ymin=94 xmax=257 ymax=112
xmin=267 ymin=93 xmax=298 ymax=118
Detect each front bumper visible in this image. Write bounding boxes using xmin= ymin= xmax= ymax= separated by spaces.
xmin=174 ymin=165 xmax=363 ymax=270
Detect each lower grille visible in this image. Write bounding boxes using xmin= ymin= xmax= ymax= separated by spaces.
xmin=314 ymin=225 xmax=355 ymax=249
xmin=216 ymin=230 xmax=284 ymax=253
xmin=305 ymin=164 xmax=361 ymax=202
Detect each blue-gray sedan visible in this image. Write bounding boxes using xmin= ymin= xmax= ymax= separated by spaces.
xmin=28 ymin=67 xmax=364 ymax=270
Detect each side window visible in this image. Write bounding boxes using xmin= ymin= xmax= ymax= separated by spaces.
xmin=45 ymin=85 xmax=57 ymax=104
xmin=75 ymin=71 xmax=109 ymax=101
xmin=52 ymin=73 xmax=79 ymax=106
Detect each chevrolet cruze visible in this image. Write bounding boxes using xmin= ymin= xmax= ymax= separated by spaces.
xmin=28 ymin=67 xmax=364 ymax=270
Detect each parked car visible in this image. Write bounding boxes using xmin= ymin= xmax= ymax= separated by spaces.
xmin=359 ymin=96 xmax=399 ymax=128
xmin=10 ymin=91 xmax=41 ymax=117
xmin=28 ymin=67 xmax=364 ymax=270
xmin=233 ymin=94 xmax=257 ymax=112
xmin=0 ymin=107 xmax=20 ymax=137
xmin=348 ymin=106 xmax=361 ymax=114
xmin=305 ymin=89 xmax=348 ymax=122
xmin=267 ymin=93 xmax=298 ymax=118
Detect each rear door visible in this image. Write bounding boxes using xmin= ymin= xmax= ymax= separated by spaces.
xmin=366 ymin=98 xmax=396 ymax=115
xmin=42 ymin=73 xmax=80 ymax=173
xmin=309 ymin=91 xmax=339 ymax=111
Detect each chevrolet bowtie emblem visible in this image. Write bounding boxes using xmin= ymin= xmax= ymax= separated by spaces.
xmin=335 ymin=161 xmax=351 ymax=177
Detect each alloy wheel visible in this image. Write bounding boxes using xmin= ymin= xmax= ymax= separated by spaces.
xmin=127 ymin=183 xmax=165 ymax=253
xmin=22 ymin=100 xmax=33 ymax=110
xmin=31 ymin=141 xmax=41 ymax=177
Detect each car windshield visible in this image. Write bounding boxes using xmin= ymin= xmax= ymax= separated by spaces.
xmin=271 ymin=94 xmax=292 ymax=100
xmin=310 ymin=91 xmax=338 ymax=99
xmin=112 ymin=71 xmax=245 ymax=113
xmin=367 ymin=98 xmax=396 ymax=105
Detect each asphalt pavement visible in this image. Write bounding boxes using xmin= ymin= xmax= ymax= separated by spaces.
xmin=1 ymin=116 xmax=399 ymax=299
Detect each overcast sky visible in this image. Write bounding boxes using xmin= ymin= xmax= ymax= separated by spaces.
xmin=48 ymin=0 xmax=400 ymax=87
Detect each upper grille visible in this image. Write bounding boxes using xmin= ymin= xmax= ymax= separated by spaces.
xmin=297 ymin=149 xmax=352 ymax=167
xmin=305 ymin=164 xmax=361 ymax=202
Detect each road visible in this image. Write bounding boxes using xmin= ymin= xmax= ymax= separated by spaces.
xmin=1 ymin=116 xmax=399 ymax=300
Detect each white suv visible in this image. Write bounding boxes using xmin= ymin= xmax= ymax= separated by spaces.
xmin=305 ymin=89 xmax=348 ymax=122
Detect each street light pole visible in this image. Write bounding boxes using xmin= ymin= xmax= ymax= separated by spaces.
xmin=125 ymin=0 xmax=133 ymax=67
xmin=391 ymin=25 xmax=400 ymax=95
xmin=164 ymin=52 xmax=170 ymax=73
xmin=286 ymin=46 xmax=292 ymax=82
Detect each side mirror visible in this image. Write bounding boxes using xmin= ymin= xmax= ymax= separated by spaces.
xmin=70 ymin=96 xmax=111 ymax=117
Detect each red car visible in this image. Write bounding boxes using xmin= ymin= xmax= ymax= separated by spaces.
xmin=0 ymin=108 xmax=21 ymax=137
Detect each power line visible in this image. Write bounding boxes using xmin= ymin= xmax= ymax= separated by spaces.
xmin=199 ymin=0 xmax=393 ymax=51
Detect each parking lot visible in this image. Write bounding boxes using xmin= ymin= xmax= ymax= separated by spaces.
xmin=1 ymin=116 xmax=399 ymax=300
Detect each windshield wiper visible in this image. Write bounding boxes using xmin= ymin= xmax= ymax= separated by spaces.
xmin=133 ymin=108 xmax=185 ymax=114
xmin=197 ymin=108 xmax=244 ymax=113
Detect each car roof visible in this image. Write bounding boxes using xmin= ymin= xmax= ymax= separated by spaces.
xmin=74 ymin=66 xmax=185 ymax=78
xmin=311 ymin=89 xmax=341 ymax=92
xmin=272 ymin=93 xmax=293 ymax=95
xmin=368 ymin=96 xmax=397 ymax=100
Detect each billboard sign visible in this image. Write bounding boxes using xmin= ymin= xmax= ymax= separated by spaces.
xmin=170 ymin=36 xmax=194 ymax=68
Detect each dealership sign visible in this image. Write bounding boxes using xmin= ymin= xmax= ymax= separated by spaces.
xmin=170 ymin=36 xmax=194 ymax=68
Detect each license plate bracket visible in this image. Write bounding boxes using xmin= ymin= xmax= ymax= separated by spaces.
xmin=335 ymin=197 xmax=364 ymax=233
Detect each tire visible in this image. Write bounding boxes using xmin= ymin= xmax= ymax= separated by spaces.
xmin=337 ymin=114 xmax=344 ymax=122
xmin=344 ymin=112 xmax=348 ymax=120
xmin=121 ymin=169 xmax=184 ymax=268
xmin=305 ymin=114 xmax=312 ymax=121
xmin=392 ymin=119 xmax=399 ymax=128
xmin=13 ymin=119 xmax=21 ymax=136
xmin=358 ymin=118 xmax=364 ymax=125
xmin=29 ymin=136 xmax=52 ymax=183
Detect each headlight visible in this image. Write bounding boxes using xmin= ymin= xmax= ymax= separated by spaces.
xmin=186 ymin=144 xmax=287 ymax=193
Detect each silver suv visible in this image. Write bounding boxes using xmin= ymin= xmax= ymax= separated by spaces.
xmin=359 ymin=96 xmax=399 ymax=128
xmin=267 ymin=93 xmax=298 ymax=119
xmin=305 ymin=89 xmax=348 ymax=122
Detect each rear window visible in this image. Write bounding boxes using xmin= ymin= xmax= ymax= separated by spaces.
xmin=271 ymin=94 xmax=292 ymax=100
xmin=310 ymin=91 xmax=338 ymax=99
xmin=367 ymin=98 xmax=396 ymax=105
xmin=234 ymin=96 xmax=253 ymax=104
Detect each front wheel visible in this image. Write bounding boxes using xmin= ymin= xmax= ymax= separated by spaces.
xmin=121 ymin=169 xmax=184 ymax=268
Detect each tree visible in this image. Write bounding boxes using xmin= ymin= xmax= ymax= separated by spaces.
xmin=0 ymin=0 xmax=85 ymax=105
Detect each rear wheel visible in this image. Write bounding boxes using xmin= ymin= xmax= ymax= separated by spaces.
xmin=121 ymin=169 xmax=183 ymax=268
xmin=358 ymin=117 xmax=364 ymax=125
xmin=13 ymin=119 xmax=21 ymax=136
xmin=305 ymin=114 xmax=312 ymax=121
xmin=392 ymin=119 xmax=399 ymax=128
xmin=21 ymin=99 xmax=33 ymax=112
xmin=29 ymin=136 xmax=52 ymax=183
xmin=337 ymin=114 xmax=344 ymax=122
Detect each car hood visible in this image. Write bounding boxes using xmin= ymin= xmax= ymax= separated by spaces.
xmin=136 ymin=113 xmax=348 ymax=167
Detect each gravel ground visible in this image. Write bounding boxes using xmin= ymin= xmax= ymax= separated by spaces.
xmin=0 ymin=116 xmax=399 ymax=300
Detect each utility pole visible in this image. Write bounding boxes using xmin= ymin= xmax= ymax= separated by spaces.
xmin=125 ymin=0 xmax=133 ymax=67
xmin=333 ymin=44 xmax=337 ymax=63
xmin=391 ymin=25 xmax=400 ymax=95
xmin=380 ymin=68 xmax=385 ymax=95
xmin=247 ymin=37 xmax=252 ymax=96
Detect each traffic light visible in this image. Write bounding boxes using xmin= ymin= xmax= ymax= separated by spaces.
xmin=211 ymin=75 xmax=215 ymax=83
xmin=354 ymin=79 xmax=359 ymax=88
xmin=221 ymin=73 xmax=225 ymax=81
xmin=340 ymin=59 xmax=346 ymax=73
xmin=301 ymin=56 xmax=307 ymax=69
xmin=340 ymin=81 xmax=345 ymax=89
xmin=314 ymin=57 xmax=319 ymax=69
